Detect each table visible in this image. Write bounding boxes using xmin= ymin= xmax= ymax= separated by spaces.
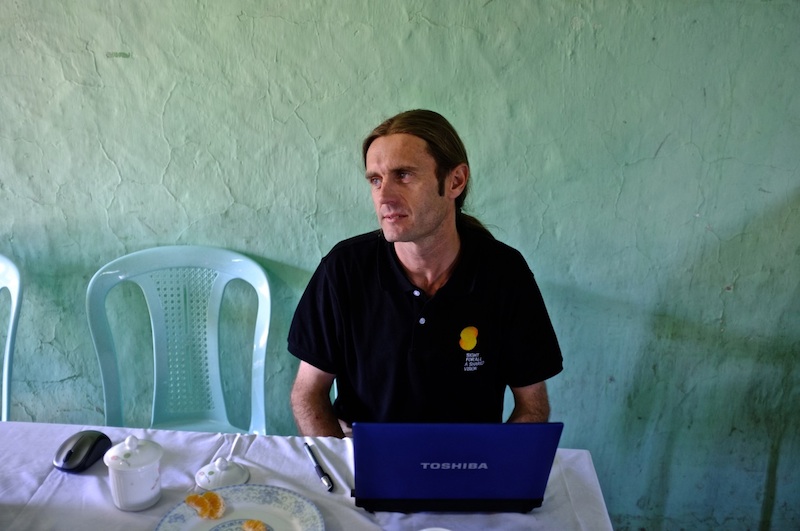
xmin=0 ymin=422 xmax=612 ymax=530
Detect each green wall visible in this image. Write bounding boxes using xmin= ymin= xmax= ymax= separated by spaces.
xmin=1 ymin=1 xmax=797 ymax=528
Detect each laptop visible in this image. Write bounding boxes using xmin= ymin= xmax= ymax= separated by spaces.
xmin=352 ymin=422 xmax=563 ymax=513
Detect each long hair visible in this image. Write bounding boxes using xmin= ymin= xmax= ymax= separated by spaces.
xmin=362 ymin=109 xmax=492 ymax=237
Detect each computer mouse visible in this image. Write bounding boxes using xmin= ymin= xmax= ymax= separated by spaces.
xmin=53 ymin=430 xmax=113 ymax=473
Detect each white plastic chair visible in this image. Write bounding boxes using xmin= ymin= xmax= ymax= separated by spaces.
xmin=86 ymin=246 xmax=271 ymax=434
xmin=1 ymin=255 xmax=22 ymax=422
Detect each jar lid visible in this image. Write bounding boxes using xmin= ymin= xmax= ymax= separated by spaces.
xmin=104 ymin=435 xmax=163 ymax=470
xmin=195 ymin=457 xmax=250 ymax=489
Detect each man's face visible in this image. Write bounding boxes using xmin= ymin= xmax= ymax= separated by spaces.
xmin=365 ymin=133 xmax=455 ymax=244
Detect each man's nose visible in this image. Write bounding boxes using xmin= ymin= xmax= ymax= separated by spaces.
xmin=375 ymin=179 xmax=396 ymax=203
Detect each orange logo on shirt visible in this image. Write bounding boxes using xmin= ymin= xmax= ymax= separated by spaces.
xmin=459 ymin=326 xmax=478 ymax=351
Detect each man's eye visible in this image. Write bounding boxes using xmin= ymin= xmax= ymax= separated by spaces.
xmin=369 ymin=177 xmax=381 ymax=187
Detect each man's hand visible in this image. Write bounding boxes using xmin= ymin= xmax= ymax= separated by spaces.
xmin=290 ymin=361 xmax=346 ymax=437
xmin=507 ymin=381 xmax=550 ymax=423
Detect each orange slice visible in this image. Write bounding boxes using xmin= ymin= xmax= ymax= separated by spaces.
xmin=242 ymin=520 xmax=268 ymax=531
xmin=185 ymin=490 xmax=226 ymax=519
xmin=185 ymin=493 xmax=210 ymax=517
xmin=204 ymin=490 xmax=226 ymax=519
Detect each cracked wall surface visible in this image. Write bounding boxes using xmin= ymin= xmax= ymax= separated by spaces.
xmin=1 ymin=1 xmax=798 ymax=529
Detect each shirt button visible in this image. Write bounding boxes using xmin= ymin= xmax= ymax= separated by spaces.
xmin=413 ymin=290 xmax=421 ymax=297
xmin=419 ymin=317 xmax=426 ymax=325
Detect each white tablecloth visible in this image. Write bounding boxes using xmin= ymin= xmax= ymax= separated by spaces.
xmin=0 ymin=422 xmax=612 ymax=530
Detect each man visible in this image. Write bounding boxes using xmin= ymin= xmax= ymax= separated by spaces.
xmin=289 ymin=109 xmax=562 ymax=437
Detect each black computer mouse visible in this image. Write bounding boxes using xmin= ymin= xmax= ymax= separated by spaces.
xmin=53 ymin=430 xmax=113 ymax=473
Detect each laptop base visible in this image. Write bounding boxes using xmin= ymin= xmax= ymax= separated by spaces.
xmin=354 ymin=496 xmax=542 ymax=514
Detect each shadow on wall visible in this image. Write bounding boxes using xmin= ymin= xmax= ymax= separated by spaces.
xmin=621 ymin=193 xmax=800 ymax=529
xmin=245 ymin=255 xmax=312 ymax=435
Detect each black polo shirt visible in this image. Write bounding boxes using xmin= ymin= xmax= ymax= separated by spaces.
xmin=288 ymin=227 xmax=563 ymax=424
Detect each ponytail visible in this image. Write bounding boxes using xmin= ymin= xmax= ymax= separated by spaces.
xmin=457 ymin=211 xmax=494 ymax=239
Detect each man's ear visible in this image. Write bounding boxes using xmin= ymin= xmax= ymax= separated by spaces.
xmin=447 ymin=163 xmax=469 ymax=199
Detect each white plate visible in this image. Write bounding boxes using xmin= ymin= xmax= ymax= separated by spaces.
xmin=156 ymin=485 xmax=325 ymax=531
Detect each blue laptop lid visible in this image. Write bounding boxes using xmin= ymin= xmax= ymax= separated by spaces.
xmin=352 ymin=422 xmax=564 ymax=513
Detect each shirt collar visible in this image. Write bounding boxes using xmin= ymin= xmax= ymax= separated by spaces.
xmin=376 ymin=230 xmax=478 ymax=295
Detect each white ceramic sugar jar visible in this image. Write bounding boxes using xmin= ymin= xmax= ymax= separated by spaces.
xmin=103 ymin=435 xmax=164 ymax=511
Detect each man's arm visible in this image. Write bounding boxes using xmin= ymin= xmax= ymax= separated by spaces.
xmin=507 ymin=381 xmax=550 ymax=423
xmin=290 ymin=361 xmax=346 ymax=437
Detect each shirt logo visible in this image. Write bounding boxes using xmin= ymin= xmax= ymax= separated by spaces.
xmin=459 ymin=326 xmax=484 ymax=372
xmin=459 ymin=326 xmax=478 ymax=351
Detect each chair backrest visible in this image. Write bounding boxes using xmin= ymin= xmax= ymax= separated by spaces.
xmin=86 ymin=246 xmax=271 ymax=434
xmin=1 ymin=255 xmax=23 ymax=422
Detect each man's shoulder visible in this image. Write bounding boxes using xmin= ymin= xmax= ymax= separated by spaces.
xmin=327 ymin=230 xmax=384 ymax=256
xmin=462 ymin=227 xmax=526 ymax=262
xmin=309 ymin=231 xmax=387 ymax=289
xmin=317 ymin=231 xmax=386 ymax=273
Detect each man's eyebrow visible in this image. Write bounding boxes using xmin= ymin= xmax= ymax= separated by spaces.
xmin=393 ymin=165 xmax=416 ymax=173
xmin=365 ymin=165 xmax=416 ymax=179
